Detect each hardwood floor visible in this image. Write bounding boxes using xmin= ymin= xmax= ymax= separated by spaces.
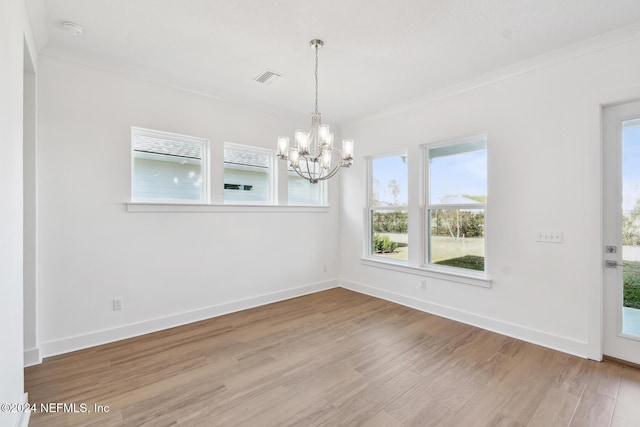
xmin=24 ymin=288 xmax=640 ymax=426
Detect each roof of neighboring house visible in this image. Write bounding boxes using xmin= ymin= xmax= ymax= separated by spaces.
xmin=133 ymin=134 xmax=203 ymax=159
xmin=133 ymin=132 xmax=270 ymax=168
xmin=224 ymin=147 xmax=270 ymax=168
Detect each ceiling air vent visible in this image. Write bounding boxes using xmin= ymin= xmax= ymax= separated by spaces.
xmin=254 ymin=69 xmax=283 ymax=85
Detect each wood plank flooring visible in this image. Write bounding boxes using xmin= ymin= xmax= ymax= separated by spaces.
xmin=24 ymin=288 xmax=640 ymax=426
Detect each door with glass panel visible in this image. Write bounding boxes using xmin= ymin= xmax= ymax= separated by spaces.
xmin=603 ymin=100 xmax=640 ymax=365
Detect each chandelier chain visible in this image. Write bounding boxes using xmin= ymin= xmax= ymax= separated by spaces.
xmin=314 ymin=44 xmax=319 ymax=114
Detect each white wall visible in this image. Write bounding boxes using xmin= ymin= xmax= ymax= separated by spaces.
xmin=35 ymin=56 xmax=340 ymax=357
xmin=1 ymin=0 xmax=35 ymax=425
xmin=339 ymin=33 xmax=640 ymax=359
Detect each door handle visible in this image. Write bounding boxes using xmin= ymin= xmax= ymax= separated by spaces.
xmin=605 ymin=260 xmax=624 ymax=268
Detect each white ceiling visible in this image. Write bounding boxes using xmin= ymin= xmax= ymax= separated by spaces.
xmin=26 ymin=0 xmax=640 ymax=125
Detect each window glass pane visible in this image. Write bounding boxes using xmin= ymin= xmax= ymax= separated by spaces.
xmin=429 ymin=141 xmax=486 ymax=205
xmin=371 ymin=209 xmax=408 ymax=261
xmin=622 ymin=118 xmax=640 ymax=336
xmin=288 ymin=167 xmax=324 ymax=205
xmin=132 ymin=132 xmax=204 ymax=202
xmin=224 ymin=145 xmax=272 ymax=203
xmin=372 ymin=156 xmax=408 ymax=206
xmin=429 ymin=208 xmax=484 ymax=271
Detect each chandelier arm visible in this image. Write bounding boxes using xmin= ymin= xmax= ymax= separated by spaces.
xmin=314 ymin=162 xmax=343 ymax=182
xmin=291 ymin=162 xmax=310 ymax=181
xmin=303 ymin=155 xmax=315 ymax=178
xmin=292 ymin=166 xmax=307 ymax=181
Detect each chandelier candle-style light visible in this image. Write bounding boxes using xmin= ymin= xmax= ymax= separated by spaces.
xmin=277 ymin=39 xmax=354 ymax=183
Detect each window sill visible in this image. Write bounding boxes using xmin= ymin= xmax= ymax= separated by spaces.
xmin=360 ymin=257 xmax=492 ymax=288
xmin=126 ymin=202 xmax=330 ymax=213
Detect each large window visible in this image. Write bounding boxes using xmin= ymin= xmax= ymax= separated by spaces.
xmin=368 ymin=154 xmax=408 ymax=261
xmin=223 ymin=143 xmax=274 ymax=204
xmin=131 ymin=127 xmax=208 ymax=203
xmin=425 ymin=136 xmax=487 ymax=272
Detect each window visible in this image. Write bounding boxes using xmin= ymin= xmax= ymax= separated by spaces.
xmin=425 ymin=136 xmax=487 ymax=272
xmin=288 ymin=164 xmax=326 ymax=206
xmin=129 ymin=128 xmax=330 ymax=211
xmin=368 ymin=154 xmax=408 ymax=261
xmin=131 ymin=127 xmax=208 ymax=202
xmin=224 ymin=143 xmax=274 ymax=204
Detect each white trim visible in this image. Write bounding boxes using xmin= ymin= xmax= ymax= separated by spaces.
xmin=340 ymin=279 xmax=590 ymax=358
xmin=586 ymin=103 xmax=606 ymax=362
xmin=15 ymin=393 xmax=30 ymax=427
xmin=583 ymin=86 xmax=640 ymax=362
xmin=37 ymin=280 xmax=338 ymax=361
xmin=599 ymin=98 xmax=640 ymax=365
xmin=369 ymin=205 xmax=410 ymax=211
xmin=23 ymin=347 xmax=41 ymax=367
xmin=361 ymin=257 xmax=491 ymax=288
xmin=351 ymin=23 xmax=640 ymax=127
xmin=126 ymin=202 xmax=330 ymax=213
xmin=36 ymin=24 xmax=640 ymax=130
xmin=38 ymin=49 xmax=308 ymax=125
xmin=423 ymin=133 xmax=488 ymax=154
xmin=22 ymin=0 xmax=47 ymax=55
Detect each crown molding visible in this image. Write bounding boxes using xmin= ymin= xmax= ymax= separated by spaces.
xmin=36 ymin=20 xmax=640 ymax=130
xmin=39 ymin=43 xmax=309 ymax=125
xmin=348 ymin=23 xmax=640 ymax=128
xmin=23 ymin=0 xmax=48 ymax=51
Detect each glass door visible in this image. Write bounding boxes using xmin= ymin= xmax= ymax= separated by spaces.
xmin=603 ymin=100 xmax=640 ymax=364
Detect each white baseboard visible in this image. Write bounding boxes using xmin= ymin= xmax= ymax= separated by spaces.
xmin=16 ymin=393 xmax=30 ymax=427
xmin=24 ymin=347 xmax=41 ymax=367
xmin=340 ymin=279 xmax=591 ymax=359
xmin=37 ymin=279 xmax=338 ymax=362
xmin=31 ymin=278 xmax=589 ymax=364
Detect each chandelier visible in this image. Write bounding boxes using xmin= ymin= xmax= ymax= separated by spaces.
xmin=277 ymin=39 xmax=354 ymax=184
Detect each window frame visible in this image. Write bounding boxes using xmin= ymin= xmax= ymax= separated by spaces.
xmin=365 ymin=151 xmax=409 ymax=264
xmin=131 ymin=127 xmax=210 ymax=204
xmin=223 ymin=141 xmax=276 ymax=205
xmin=422 ymin=134 xmax=488 ymax=275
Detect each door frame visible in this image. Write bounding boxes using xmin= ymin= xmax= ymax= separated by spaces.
xmin=586 ymin=86 xmax=640 ymax=361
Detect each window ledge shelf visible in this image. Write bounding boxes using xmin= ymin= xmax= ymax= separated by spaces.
xmin=360 ymin=257 xmax=492 ymax=288
xmin=126 ymin=202 xmax=330 ymax=213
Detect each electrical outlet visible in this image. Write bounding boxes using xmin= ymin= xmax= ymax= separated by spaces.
xmin=113 ymin=298 xmax=123 ymax=311
xmin=536 ymin=231 xmax=563 ymax=243
xmin=323 ymin=265 xmax=327 ymax=273
xmin=420 ymin=280 xmax=427 ymax=289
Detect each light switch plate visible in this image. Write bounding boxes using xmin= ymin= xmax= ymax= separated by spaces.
xmin=537 ymin=231 xmax=563 ymax=243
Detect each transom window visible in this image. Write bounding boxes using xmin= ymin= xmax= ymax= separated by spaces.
xmin=130 ymin=128 xmax=331 ymax=209
xmin=223 ymin=143 xmax=274 ymax=204
xmin=131 ymin=127 xmax=209 ymax=203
